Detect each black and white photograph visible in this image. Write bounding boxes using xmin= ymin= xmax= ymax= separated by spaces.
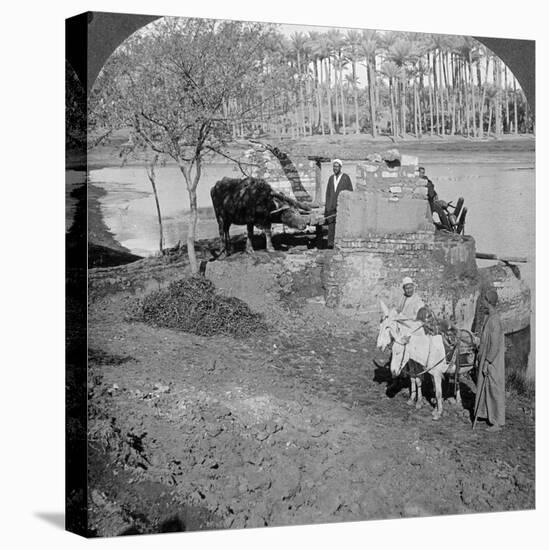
xmin=64 ymin=7 xmax=539 ymax=538
xmin=5 ymin=1 xmax=547 ymax=548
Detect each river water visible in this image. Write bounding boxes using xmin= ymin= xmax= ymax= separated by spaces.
xmin=87 ymin=153 xmax=535 ymax=290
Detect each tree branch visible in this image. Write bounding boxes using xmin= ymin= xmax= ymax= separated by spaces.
xmin=205 ymin=145 xmax=259 ymax=176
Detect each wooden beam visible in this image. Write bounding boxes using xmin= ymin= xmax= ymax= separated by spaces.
xmin=476 ymin=252 xmax=528 ymax=263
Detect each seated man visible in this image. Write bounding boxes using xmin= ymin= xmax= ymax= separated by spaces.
xmin=397 ymin=277 xmax=425 ymax=320
xmin=418 ymin=166 xmax=451 ymax=230
xmin=374 ymin=277 xmax=425 ymax=369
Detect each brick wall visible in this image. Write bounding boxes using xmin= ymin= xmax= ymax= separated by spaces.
xmin=323 ymin=240 xmax=480 ymax=329
xmin=325 ymin=151 xmax=481 ymax=328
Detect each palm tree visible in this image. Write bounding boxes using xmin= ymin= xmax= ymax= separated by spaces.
xmin=360 ymin=30 xmax=379 ymax=137
xmin=327 ymin=29 xmax=345 ymax=133
xmin=306 ymin=31 xmax=325 ymax=134
xmin=484 ymin=84 xmax=498 ymax=135
xmin=504 ymin=65 xmax=510 ymax=133
xmin=386 ymin=36 xmax=421 ymax=136
xmin=346 ymin=30 xmax=362 ymax=134
xmin=290 ymin=32 xmax=308 ymax=136
xmin=494 ymin=56 xmax=503 ymax=138
xmin=477 ymin=46 xmax=492 ymax=138
xmin=318 ymin=33 xmax=335 ymax=135
xmin=380 ymin=60 xmax=401 ymax=138
xmin=512 ymin=75 xmax=519 ymax=134
xmin=454 ymin=36 xmax=481 ymax=137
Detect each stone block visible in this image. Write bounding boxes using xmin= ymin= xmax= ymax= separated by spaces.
xmin=336 ymin=191 xmax=434 ymax=240
xmin=398 ymin=166 xmax=417 ymax=178
xmin=401 ymin=154 xmax=419 ymax=167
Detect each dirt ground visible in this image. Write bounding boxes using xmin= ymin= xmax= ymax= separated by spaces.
xmin=81 ymin=134 xmax=535 ymax=536
xmin=87 ymin=257 xmax=535 ymax=537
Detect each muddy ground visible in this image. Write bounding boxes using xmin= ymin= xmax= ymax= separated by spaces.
xmin=87 ymin=252 xmax=535 ymax=537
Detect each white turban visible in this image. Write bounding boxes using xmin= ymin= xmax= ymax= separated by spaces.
xmin=332 ymin=159 xmax=343 ymax=167
xmin=402 ymin=277 xmax=414 ymax=287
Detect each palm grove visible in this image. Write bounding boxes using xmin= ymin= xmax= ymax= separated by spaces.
xmin=89 ymin=17 xmax=533 ymax=271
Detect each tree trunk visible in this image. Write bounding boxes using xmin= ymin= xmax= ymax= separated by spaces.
xmin=463 ymin=60 xmax=470 ymax=137
xmin=439 ymin=50 xmax=446 ymax=135
xmin=400 ymin=74 xmax=407 ymax=137
xmin=326 ymin=59 xmax=334 ymax=135
xmin=495 ymin=58 xmax=503 ymax=139
xmin=368 ymin=60 xmax=377 ymax=137
xmin=427 ymin=62 xmax=434 ymax=136
xmin=340 ymin=61 xmax=347 ymax=135
xmin=413 ymin=82 xmax=417 ymax=137
xmin=432 ymin=52 xmax=440 ymax=135
xmin=178 ymin=159 xmax=201 ymax=274
xmin=389 ymin=80 xmax=397 ymax=137
xmin=469 ymin=53 xmax=476 ymax=137
xmin=296 ymin=51 xmax=306 ymax=136
xmin=475 ymin=56 xmax=482 ymax=136
xmin=513 ymin=76 xmax=518 ymax=135
xmin=317 ymin=60 xmax=325 ymax=135
xmin=353 ymin=59 xmax=360 ymax=134
xmin=333 ymin=57 xmax=340 ymax=130
xmin=504 ymin=65 xmax=510 ymax=133
xmin=146 ymin=155 xmax=164 ymax=255
xmin=479 ymin=54 xmax=489 ymax=137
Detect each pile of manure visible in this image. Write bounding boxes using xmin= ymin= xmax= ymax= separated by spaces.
xmin=139 ymin=277 xmax=266 ymax=337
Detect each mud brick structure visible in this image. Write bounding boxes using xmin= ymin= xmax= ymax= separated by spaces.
xmin=324 ymin=154 xmax=483 ymax=328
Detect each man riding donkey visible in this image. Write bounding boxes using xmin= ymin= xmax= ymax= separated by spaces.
xmin=375 ymin=276 xmax=475 ymax=414
xmin=377 ymin=281 xmax=501 ymax=425
xmin=375 ymin=277 xmax=427 ymax=400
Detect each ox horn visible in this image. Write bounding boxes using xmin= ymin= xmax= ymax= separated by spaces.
xmin=270 ymin=204 xmax=290 ymax=215
xmin=271 ymin=191 xmax=312 ymax=212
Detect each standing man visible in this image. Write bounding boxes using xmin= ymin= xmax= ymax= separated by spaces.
xmin=397 ymin=277 xmax=425 ymax=320
xmin=324 ymin=159 xmax=353 ymax=248
xmin=474 ymin=288 xmax=505 ymax=431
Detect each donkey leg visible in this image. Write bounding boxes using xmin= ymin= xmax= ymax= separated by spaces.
xmin=415 ymin=377 xmax=423 ymax=409
xmin=432 ymin=374 xmax=443 ymax=420
xmin=407 ymin=378 xmax=417 ymax=405
xmin=454 ymin=362 xmax=462 ymax=406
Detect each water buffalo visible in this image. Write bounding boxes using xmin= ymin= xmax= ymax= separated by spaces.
xmin=210 ymin=177 xmax=310 ymax=254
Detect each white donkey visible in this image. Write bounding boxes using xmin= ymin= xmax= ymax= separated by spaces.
xmin=376 ymin=300 xmax=458 ymax=420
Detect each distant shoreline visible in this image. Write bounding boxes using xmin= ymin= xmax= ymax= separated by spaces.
xmin=68 ymin=131 xmax=535 ymax=171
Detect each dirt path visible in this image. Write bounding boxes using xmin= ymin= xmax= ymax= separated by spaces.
xmin=87 ymin=292 xmax=535 ymax=536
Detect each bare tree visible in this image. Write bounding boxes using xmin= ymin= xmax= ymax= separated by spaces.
xmin=91 ymin=18 xmax=280 ymax=272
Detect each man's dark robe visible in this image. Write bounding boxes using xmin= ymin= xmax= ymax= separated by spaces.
xmin=474 ymin=312 xmax=506 ymax=426
xmin=324 ymin=173 xmax=353 ymax=247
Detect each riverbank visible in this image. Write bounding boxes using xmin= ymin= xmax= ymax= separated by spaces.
xmin=76 ymin=130 xmax=535 ymax=171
